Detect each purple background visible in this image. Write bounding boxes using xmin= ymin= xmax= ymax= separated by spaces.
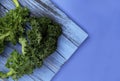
xmin=51 ymin=0 xmax=120 ymax=81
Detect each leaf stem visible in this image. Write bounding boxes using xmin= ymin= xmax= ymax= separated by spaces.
xmin=13 ymin=0 xmax=20 ymax=7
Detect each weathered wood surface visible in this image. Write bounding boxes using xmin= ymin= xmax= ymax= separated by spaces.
xmin=0 ymin=0 xmax=88 ymax=81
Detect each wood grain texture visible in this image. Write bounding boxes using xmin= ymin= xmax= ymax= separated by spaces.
xmin=0 ymin=0 xmax=88 ymax=81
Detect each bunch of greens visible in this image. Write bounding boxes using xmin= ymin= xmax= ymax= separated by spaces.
xmin=0 ymin=0 xmax=62 ymax=80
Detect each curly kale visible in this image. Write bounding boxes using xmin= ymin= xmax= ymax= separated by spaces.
xmin=0 ymin=6 xmax=29 ymax=45
xmin=5 ymin=50 xmax=34 ymax=80
xmin=0 ymin=0 xmax=62 ymax=80
xmin=29 ymin=17 xmax=62 ymax=58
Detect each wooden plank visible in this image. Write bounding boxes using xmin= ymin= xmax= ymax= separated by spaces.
xmin=4 ymin=75 xmax=35 ymax=81
xmin=32 ymin=65 xmax=54 ymax=81
xmin=29 ymin=75 xmax=42 ymax=81
xmin=7 ymin=77 xmax=14 ymax=81
xmin=18 ymin=75 xmax=34 ymax=81
xmin=49 ymin=51 xmax=66 ymax=65
xmin=0 ymin=78 xmax=5 ymax=81
xmin=43 ymin=61 xmax=59 ymax=73
xmin=57 ymin=35 xmax=77 ymax=59
xmin=44 ymin=51 xmax=66 ymax=70
xmin=0 ymin=5 xmax=8 ymax=17
xmin=0 ymin=47 xmax=13 ymax=72
xmin=0 ymin=56 xmax=8 ymax=72
xmin=3 ymin=46 xmax=13 ymax=57
xmin=0 ymin=0 xmax=15 ymax=10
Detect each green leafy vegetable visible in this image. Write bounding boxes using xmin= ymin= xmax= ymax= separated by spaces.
xmin=0 ymin=0 xmax=62 ymax=80
xmin=0 ymin=6 xmax=29 ymax=45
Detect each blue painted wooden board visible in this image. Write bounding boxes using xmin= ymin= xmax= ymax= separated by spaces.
xmin=0 ymin=0 xmax=88 ymax=81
